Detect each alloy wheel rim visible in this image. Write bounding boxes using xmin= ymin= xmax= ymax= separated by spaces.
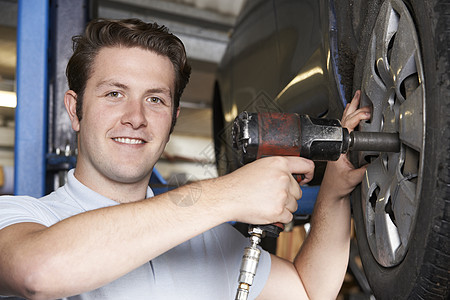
xmin=358 ymin=0 xmax=425 ymax=267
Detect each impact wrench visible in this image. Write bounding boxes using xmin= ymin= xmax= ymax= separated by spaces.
xmin=232 ymin=111 xmax=400 ymax=300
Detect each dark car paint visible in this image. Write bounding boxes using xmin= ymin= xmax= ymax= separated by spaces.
xmin=216 ymin=0 xmax=347 ymax=138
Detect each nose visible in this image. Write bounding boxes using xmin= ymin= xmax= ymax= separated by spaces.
xmin=121 ymin=99 xmax=148 ymax=129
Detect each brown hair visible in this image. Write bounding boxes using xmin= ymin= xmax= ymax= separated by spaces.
xmin=66 ymin=18 xmax=191 ymax=132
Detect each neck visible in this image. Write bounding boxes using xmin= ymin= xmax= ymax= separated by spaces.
xmin=73 ymin=166 xmax=151 ymax=203
xmin=104 ymin=181 xmax=150 ymax=203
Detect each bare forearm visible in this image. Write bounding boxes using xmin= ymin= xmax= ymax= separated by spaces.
xmin=294 ymin=188 xmax=351 ymax=299
xmin=0 ymin=181 xmax=226 ymax=298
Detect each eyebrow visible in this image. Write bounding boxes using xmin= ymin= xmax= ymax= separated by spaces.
xmin=95 ymin=80 xmax=173 ymax=99
xmin=95 ymin=80 xmax=129 ymax=92
xmin=147 ymin=87 xmax=173 ymax=100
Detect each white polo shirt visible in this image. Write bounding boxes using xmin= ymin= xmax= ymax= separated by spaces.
xmin=0 ymin=169 xmax=270 ymax=300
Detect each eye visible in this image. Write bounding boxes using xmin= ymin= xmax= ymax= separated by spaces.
xmin=106 ymin=91 xmax=123 ymax=98
xmin=147 ymin=96 xmax=162 ymax=104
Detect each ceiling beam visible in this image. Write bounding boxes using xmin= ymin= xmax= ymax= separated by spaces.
xmin=97 ymin=0 xmax=233 ymax=63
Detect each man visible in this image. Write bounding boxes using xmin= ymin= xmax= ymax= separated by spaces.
xmin=0 ymin=19 xmax=370 ymax=299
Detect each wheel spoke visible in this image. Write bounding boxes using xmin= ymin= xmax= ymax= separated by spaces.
xmin=363 ymin=157 xmax=386 ymax=193
xmin=374 ymin=210 xmax=400 ymax=266
xmin=361 ymin=157 xmax=385 ymax=234
xmin=362 ymin=34 xmax=388 ymax=103
xmin=399 ymin=87 xmax=424 ymax=151
xmin=389 ymin=10 xmax=418 ymax=87
xmin=373 ymin=172 xmax=400 ymax=266
xmin=373 ymin=1 xmax=397 ymax=87
xmin=362 ymin=157 xmax=403 ymax=266
xmin=359 ymin=84 xmax=389 ymax=133
xmin=390 ymin=173 xmax=417 ymax=248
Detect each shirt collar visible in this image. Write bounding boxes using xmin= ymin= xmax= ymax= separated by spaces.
xmin=63 ymin=169 xmax=154 ymax=212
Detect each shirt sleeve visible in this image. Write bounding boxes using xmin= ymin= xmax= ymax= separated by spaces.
xmin=213 ymin=223 xmax=271 ymax=299
xmin=0 ymin=196 xmax=54 ymax=230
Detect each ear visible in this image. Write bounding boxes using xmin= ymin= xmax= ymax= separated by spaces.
xmin=64 ymin=90 xmax=80 ymax=132
xmin=175 ymin=107 xmax=180 ymax=119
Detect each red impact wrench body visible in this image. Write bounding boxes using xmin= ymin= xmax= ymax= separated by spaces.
xmin=232 ymin=111 xmax=400 ymax=299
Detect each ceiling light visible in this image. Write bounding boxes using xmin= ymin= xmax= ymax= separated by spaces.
xmin=0 ymin=91 xmax=17 ymax=108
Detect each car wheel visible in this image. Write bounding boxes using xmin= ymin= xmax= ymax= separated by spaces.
xmin=351 ymin=0 xmax=449 ymax=299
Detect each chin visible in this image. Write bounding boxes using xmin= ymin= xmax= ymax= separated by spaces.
xmin=106 ymin=166 xmax=152 ymax=185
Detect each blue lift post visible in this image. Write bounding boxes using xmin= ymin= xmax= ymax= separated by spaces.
xmin=14 ymin=1 xmax=49 ymax=197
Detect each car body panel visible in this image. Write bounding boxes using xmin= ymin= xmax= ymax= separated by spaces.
xmin=215 ymin=0 xmax=346 ymax=176
xmin=216 ymin=0 xmax=345 ymax=132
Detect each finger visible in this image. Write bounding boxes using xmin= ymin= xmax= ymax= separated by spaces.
xmin=299 ymin=174 xmax=313 ymax=185
xmin=342 ymin=91 xmax=365 ymax=129
xmin=348 ymin=90 xmax=361 ymax=111
xmin=343 ymin=109 xmax=371 ymax=130
xmin=343 ymin=103 xmax=350 ymax=119
xmin=345 ymin=105 xmax=371 ymax=119
xmin=285 ymin=194 xmax=299 ymax=214
xmin=280 ymin=209 xmax=294 ymax=224
xmin=348 ymin=164 xmax=368 ymax=185
xmin=343 ymin=90 xmax=366 ymax=121
xmin=288 ymin=175 xmax=302 ymax=200
xmin=285 ymin=157 xmax=315 ymax=183
xmin=344 ymin=106 xmax=371 ymax=123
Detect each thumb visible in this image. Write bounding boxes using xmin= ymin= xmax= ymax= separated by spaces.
xmin=347 ymin=164 xmax=368 ymax=187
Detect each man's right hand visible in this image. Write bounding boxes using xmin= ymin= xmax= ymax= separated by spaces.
xmin=214 ymin=156 xmax=315 ymax=225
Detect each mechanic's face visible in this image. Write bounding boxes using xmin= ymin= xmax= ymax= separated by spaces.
xmin=66 ymin=46 xmax=177 ymax=192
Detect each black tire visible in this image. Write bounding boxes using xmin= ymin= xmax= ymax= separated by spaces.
xmin=213 ymin=83 xmax=239 ymax=176
xmin=351 ymin=0 xmax=450 ymax=299
xmin=212 ymin=83 xmax=228 ymax=176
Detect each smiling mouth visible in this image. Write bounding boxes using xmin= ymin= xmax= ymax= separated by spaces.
xmin=113 ymin=137 xmax=146 ymax=145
